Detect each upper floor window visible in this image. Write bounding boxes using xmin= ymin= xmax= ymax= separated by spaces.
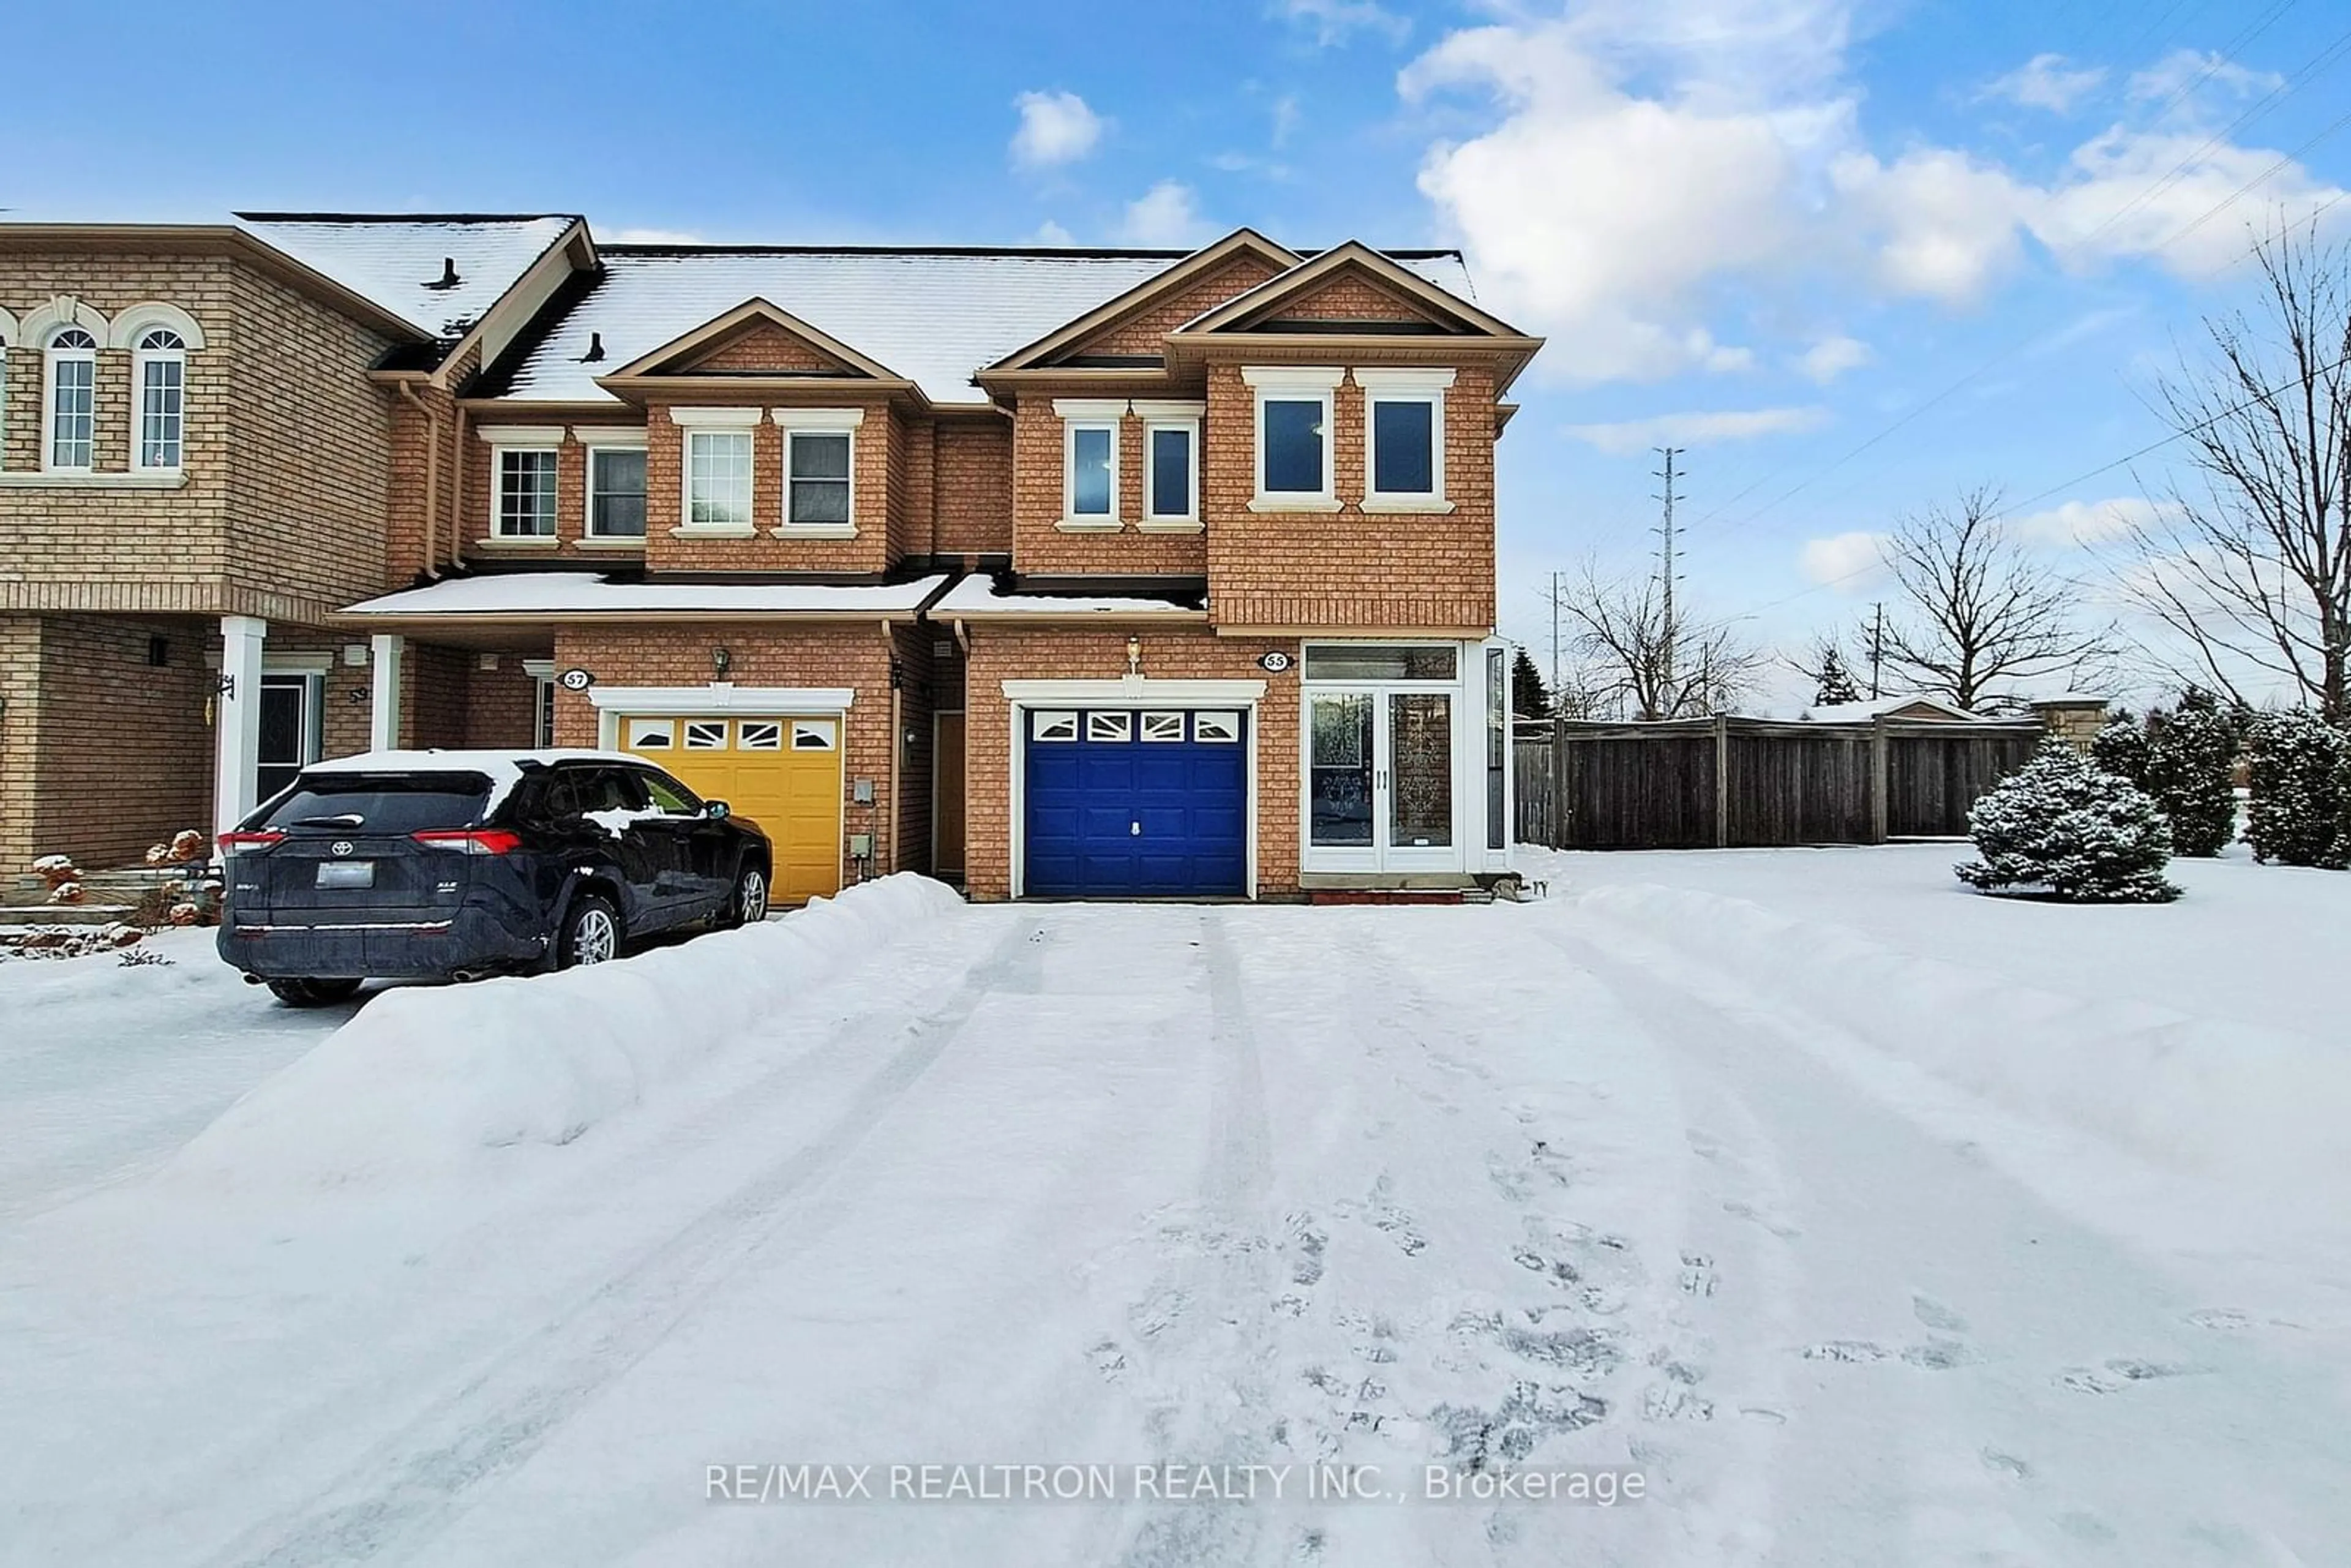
xmin=1242 ymin=367 xmax=1342 ymax=512
xmin=133 ymin=329 xmax=187 ymax=471
xmin=44 ymin=327 xmax=98 ymax=472
xmin=585 ymin=445 xmax=647 ymax=538
xmin=686 ymin=429 xmax=755 ymax=531
xmin=1359 ymin=367 xmax=1452 ymax=510
xmin=494 ymin=447 xmax=558 ymax=537
xmin=773 ymin=408 xmax=864 ymax=534
xmin=1053 ymin=398 xmax=1125 ymax=527
xmin=1135 ymin=400 xmax=1203 ymax=526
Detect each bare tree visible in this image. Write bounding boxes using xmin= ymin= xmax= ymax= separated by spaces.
xmin=1880 ymin=486 xmax=2115 ymax=709
xmin=2127 ymin=220 xmax=2351 ymax=720
xmin=1556 ymin=563 xmax=1765 ymax=719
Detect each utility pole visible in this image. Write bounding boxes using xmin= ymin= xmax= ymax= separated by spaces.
xmin=1652 ymin=447 xmax=1685 ymax=711
xmin=1549 ymin=569 xmax=1564 ymax=701
xmin=1867 ymin=601 xmax=1886 ymax=699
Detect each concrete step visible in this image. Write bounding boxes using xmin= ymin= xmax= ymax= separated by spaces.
xmin=0 ymin=904 xmax=141 ymax=927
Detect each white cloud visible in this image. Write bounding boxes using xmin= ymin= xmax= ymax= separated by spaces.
xmin=1271 ymin=92 xmax=1303 ymax=148
xmin=1119 ymin=181 xmax=1213 ymax=247
xmin=2011 ymin=495 xmax=2177 ymax=547
xmin=1796 ymin=333 xmax=1871 ymax=381
xmin=1799 ymin=530 xmax=1889 ymax=589
xmin=1564 ymin=405 xmax=1829 ymax=454
xmin=2128 ymin=49 xmax=2281 ymax=105
xmin=1010 ymin=90 xmax=1105 ymax=169
xmin=1979 ymin=53 xmax=2105 ymax=113
xmin=1029 ymin=219 xmax=1076 ymax=246
xmin=1398 ymin=2 xmax=2349 ymax=380
xmin=609 ymin=227 xmax=703 ymax=245
xmin=1273 ymin=0 xmax=1409 ymax=47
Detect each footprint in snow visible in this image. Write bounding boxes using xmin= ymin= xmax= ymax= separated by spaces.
xmin=1981 ymin=1449 xmax=2033 ymax=1481
xmin=1912 ymin=1294 xmax=1969 ymax=1333
xmin=2055 ymin=1359 xmax=2193 ymax=1395
xmin=1679 ymin=1253 xmax=1717 ymax=1297
xmin=1284 ymin=1213 xmax=1328 ymax=1287
xmin=1900 ymin=1337 xmax=1978 ymax=1371
xmin=1723 ymin=1199 xmax=1801 ymax=1239
xmin=2185 ymin=1308 xmax=2251 ymax=1332
xmin=1799 ymin=1340 xmax=1889 ymax=1364
xmin=1089 ymin=1340 xmax=1128 ymax=1382
xmin=1129 ymin=1285 xmax=1188 ymax=1340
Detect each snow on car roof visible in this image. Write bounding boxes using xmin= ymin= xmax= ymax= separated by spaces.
xmin=931 ymin=575 xmax=1205 ymax=617
xmin=342 ymin=571 xmax=949 ymax=618
xmin=498 ymin=246 xmax=1477 ymax=407
xmin=236 ymin=213 xmax=579 ymax=340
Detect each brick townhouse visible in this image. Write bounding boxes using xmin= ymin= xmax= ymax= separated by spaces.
xmin=0 ymin=216 xmax=1540 ymax=902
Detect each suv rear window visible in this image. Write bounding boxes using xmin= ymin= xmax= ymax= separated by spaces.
xmin=260 ymin=773 xmax=495 ymax=834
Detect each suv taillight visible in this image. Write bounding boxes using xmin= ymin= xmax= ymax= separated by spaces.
xmin=217 ymin=830 xmax=285 ymax=854
xmin=410 ymin=829 xmax=523 ymax=855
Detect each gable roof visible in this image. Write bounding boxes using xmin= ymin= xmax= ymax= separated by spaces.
xmin=235 ymin=213 xmax=582 ymax=343
xmin=984 ymin=228 xmax=1302 ymax=372
xmin=485 ymin=244 xmax=1481 ymax=408
xmin=1176 ymin=239 xmax=1526 ymax=338
xmin=601 ymin=296 xmax=905 ymax=384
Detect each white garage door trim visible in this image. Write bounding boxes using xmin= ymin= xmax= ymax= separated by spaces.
xmin=1002 ymin=676 xmax=1265 ymax=901
xmin=589 ymin=685 xmax=855 ymax=746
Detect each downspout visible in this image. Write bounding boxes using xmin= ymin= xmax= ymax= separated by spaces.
xmin=882 ymin=617 xmax=901 ymax=877
xmin=393 ymin=380 xmax=441 ymax=580
xmin=448 ymin=400 xmax=470 ymax=574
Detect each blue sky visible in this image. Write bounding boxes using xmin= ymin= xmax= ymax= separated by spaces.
xmin=18 ymin=0 xmax=2351 ymax=699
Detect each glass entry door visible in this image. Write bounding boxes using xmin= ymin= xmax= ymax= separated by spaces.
xmin=255 ymin=673 xmax=320 ymax=802
xmin=1305 ymin=688 xmax=1457 ymax=871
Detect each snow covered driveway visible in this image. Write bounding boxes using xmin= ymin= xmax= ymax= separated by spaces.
xmin=4 ymin=861 xmax=2349 ymax=1565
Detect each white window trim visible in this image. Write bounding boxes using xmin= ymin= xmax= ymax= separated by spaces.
xmin=774 ymin=421 xmax=860 ymax=539
xmin=668 ymin=405 xmax=763 ymax=428
xmin=1136 ymin=399 xmax=1204 ymax=530
xmin=105 ymin=301 xmax=206 ymax=351
xmin=580 ymin=437 xmax=649 ymax=545
xmin=489 ymin=440 xmax=561 ymax=540
xmin=1356 ymin=366 xmax=1454 ymax=513
xmin=678 ymin=426 xmax=758 ymax=538
xmin=587 ymin=684 xmax=855 ymax=713
xmin=1242 ymin=366 xmax=1343 ymax=514
xmin=42 ymin=328 xmax=98 ymax=475
xmin=130 ymin=332 xmax=187 ymax=474
xmin=1056 ymin=397 xmax=1126 ymax=531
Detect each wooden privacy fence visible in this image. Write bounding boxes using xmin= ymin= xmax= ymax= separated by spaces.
xmin=1513 ymin=715 xmax=2046 ymax=850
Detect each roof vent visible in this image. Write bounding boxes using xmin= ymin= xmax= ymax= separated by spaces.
xmin=424 ymin=257 xmax=462 ymax=291
xmin=580 ymin=331 xmax=606 ymax=363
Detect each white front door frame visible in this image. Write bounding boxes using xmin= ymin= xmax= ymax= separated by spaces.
xmin=1297 ymin=639 xmax=1479 ymax=876
xmin=1001 ymin=675 xmax=1267 ymax=901
xmin=212 ymin=615 xmax=266 ymax=838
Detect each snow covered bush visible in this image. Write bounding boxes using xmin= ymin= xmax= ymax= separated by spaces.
xmin=2088 ymin=713 xmax=2148 ymax=783
xmin=2244 ymin=710 xmax=2349 ymax=868
xmin=2142 ymin=691 xmax=2243 ymax=858
xmin=1955 ymin=738 xmax=2181 ymax=902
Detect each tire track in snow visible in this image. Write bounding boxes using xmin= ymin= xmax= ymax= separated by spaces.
xmin=203 ymin=911 xmax=1039 ymax=1568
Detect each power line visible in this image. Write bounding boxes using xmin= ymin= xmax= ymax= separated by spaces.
xmin=1742 ymin=342 xmax=2351 ymax=619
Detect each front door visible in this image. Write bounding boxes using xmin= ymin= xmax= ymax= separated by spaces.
xmin=933 ymin=711 xmax=966 ymax=880
xmin=1305 ymin=689 xmax=1456 ymax=871
xmin=255 ymin=673 xmax=320 ymax=803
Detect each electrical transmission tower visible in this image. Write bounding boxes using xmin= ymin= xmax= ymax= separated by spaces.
xmin=1653 ymin=447 xmax=1685 ymax=708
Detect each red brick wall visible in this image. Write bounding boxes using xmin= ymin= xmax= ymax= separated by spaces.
xmin=545 ymin=625 xmax=909 ymax=887
xmin=1202 ymin=360 xmax=1495 ymax=631
xmin=1009 ymin=394 xmax=1208 ymax=576
xmin=1092 ymin=255 xmax=1283 ymax=354
xmin=1278 ymin=273 xmax=1438 ymax=321
xmin=933 ymin=418 xmax=1013 ymax=556
xmin=639 ymin=402 xmax=893 ymax=576
xmin=959 ymin=626 xmax=1301 ymax=901
xmin=682 ymin=322 xmax=846 ymax=375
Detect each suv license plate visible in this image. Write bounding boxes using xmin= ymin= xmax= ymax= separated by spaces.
xmin=315 ymin=861 xmax=375 ymax=890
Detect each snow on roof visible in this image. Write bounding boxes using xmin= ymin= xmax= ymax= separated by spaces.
xmin=236 ymin=214 xmax=578 ymax=340
xmin=932 ymin=575 xmax=1204 ymax=617
xmin=499 ymin=246 xmax=1475 ymax=407
xmin=342 ymin=571 xmax=948 ymax=618
xmin=1802 ymin=694 xmax=1987 ymax=722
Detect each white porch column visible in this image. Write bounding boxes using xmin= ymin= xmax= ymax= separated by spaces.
xmin=369 ymin=634 xmax=404 ymax=752
xmin=212 ymin=615 xmax=267 ymax=838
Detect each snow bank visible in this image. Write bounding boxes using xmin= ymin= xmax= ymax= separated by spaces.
xmin=171 ymin=875 xmax=966 ymax=1189
xmin=1567 ymin=881 xmax=2351 ymax=1196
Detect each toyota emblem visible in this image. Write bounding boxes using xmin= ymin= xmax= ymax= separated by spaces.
xmin=331 ymin=840 xmax=354 ymax=856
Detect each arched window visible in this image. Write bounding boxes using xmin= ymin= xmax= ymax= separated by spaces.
xmin=45 ymin=326 xmax=98 ymax=472
xmin=133 ymin=328 xmax=186 ymax=471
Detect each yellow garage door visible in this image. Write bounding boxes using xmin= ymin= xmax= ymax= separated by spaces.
xmin=620 ymin=715 xmax=843 ymax=904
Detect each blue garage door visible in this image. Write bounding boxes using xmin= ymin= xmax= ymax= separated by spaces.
xmin=1024 ymin=708 xmax=1248 ymax=897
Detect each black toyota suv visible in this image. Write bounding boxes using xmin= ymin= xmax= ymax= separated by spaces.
xmin=217 ymin=750 xmax=773 ymax=1005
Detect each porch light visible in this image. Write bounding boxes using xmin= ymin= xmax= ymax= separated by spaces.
xmin=711 ymin=645 xmax=733 ymax=677
xmin=1127 ymin=636 xmax=1142 ymax=678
